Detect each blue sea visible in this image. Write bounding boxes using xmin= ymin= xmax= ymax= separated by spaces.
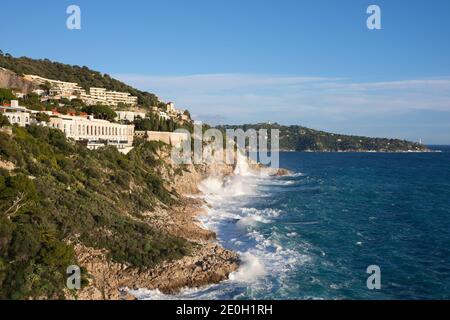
xmin=131 ymin=147 xmax=450 ymax=300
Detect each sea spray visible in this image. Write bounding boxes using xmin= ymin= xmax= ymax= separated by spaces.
xmin=131 ymin=153 xmax=308 ymax=300
xmin=229 ymin=253 xmax=267 ymax=282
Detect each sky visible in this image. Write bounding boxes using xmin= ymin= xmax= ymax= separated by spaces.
xmin=2 ymin=0 xmax=450 ymax=144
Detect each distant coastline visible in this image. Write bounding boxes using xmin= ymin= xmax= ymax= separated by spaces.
xmin=217 ymin=124 xmax=431 ymax=153
xmin=278 ymin=149 xmax=438 ymax=153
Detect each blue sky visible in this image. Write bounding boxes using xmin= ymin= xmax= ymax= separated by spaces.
xmin=2 ymin=0 xmax=450 ymax=143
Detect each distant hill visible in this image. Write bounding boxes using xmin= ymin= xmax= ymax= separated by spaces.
xmin=0 ymin=51 xmax=159 ymax=108
xmin=217 ymin=123 xmax=430 ymax=152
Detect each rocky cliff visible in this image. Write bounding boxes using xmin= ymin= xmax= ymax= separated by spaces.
xmin=72 ymin=152 xmax=240 ymax=300
xmin=0 ymin=68 xmax=36 ymax=93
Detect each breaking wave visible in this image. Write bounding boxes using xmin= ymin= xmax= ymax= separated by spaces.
xmin=130 ymin=154 xmax=310 ymax=300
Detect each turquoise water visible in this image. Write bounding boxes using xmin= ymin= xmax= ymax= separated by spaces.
xmin=132 ymin=147 xmax=450 ymax=300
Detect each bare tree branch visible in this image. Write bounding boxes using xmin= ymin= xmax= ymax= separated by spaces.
xmin=3 ymin=192 xmax=27 ymax=220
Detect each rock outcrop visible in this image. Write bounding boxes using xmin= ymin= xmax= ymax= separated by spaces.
xmin=0 ymin=68 xmax=37 ymax=93
xmin=71 ymin=153 xmax=239 ymax=300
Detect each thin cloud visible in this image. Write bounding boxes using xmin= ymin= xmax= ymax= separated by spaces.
xmin=114 ymin=73 xmax=450 ymax=123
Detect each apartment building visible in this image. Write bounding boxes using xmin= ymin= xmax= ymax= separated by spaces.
xmin=24 ymin=74 xmax=84 ymax=98
xmin=49 ymin=115 xmax=134 ymax=150
xmin=80 ymin=88 xmax=138 ymax=106
xmin=24 ymin=74 xmax=138 ymax=106
xmin=106 ymin=90 xmax=138 ymax=106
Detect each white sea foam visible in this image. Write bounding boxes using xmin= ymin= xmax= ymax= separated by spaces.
xmin=229 ymin=253 xmax=267 ymax=282
xmin=130 ymin=154 xmax=310 ymax=300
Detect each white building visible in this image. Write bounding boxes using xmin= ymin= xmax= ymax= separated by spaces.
xmin=0 ymin=100 xmax=31 ymax=127
xmin=159 ymin=111 xmax=170 ymax=121
xmin=49 ymin=115 xmax=134 ymax=150
xmin=25 ymin=75 xmax=84 ymax=98
xmin=32 ymin=89 xmax=46 ymax=96
xmin=115 ymin=111 xmax=146 ymax=122
xmin=83 ymin=88 xmax=138 ymax=106
xmin=87 ymin=87 xmax=108 ymax=102
xmin=106 ymin=90 xmax=138 ymax=106
xmin=166 ymin=102 xmax=176 ymax=113
xmin=3 ymin=112 xmax=31 ymax=127
xmin=165 ymin=102 xmax=184 ymax=116
xmin=24 ymin=74 xmax=138 ymax=106
xmin=12 ymin=91 xmax=26 ymax=99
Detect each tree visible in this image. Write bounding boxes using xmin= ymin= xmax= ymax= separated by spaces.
xmin=35 ymin=113 xmax=51 ymax=123
xmin=0 ymin=114 xmax=10 ymax=127
xmin=39 ymin=81 xmax=52 ymax=93
xmin=81 ymin=105 xmax=117 ymax=121
xmin=1 ymin=175 xmax=37 ymax=221
xmin=23 ymin=93 xmax=40 ymax=104
xmin=0 ymin=88 xmax=16 ymax=102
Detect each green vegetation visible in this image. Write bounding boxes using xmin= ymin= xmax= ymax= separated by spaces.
xmin=34 ymin=113 xmax=51 ymax=123
xmin=0 ymin=126 xmax=191 ymax=299
xmin=134 ymin=113 xmax=180 ymax=132
xmin=0 ymin=88 xmax=16 ymax=103
xmin=0 ymin=51 xmax=159 ymax=108
xmin=81 ymin=105 xmax=117 ymax=121
xmin=217 ymin=123 xmax=429 ymax=152
xmin=0 ymin=114 xmax=10 ymax=127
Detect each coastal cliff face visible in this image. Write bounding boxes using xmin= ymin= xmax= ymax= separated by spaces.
xmin=1 ymin=124 xmax=286 ymax=300
xmin=72 ymin=150 xmax=240 ymax=300
xmin=0 ymin=125 xmax=239 ymax=300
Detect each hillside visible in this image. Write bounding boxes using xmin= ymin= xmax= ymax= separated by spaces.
xmin=0 ymin=123 xmax=192 ymax=299
xmin=217 ymin=123 xmax=430 ymax=152
xmin=0 ymin=51 xmax=159 ymax=108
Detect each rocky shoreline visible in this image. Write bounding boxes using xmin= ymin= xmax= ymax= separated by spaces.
xmin=72 ymin=197 xmax=240 ymax=300
xmin=70 ymin=151 xmax=289 ymax=300
xmin=70 ymin=156 xmax=241 ymax=300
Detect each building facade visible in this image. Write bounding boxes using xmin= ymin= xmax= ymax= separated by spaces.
xmin=49 ymin=115 xmax=134 ymax=150
xmin=3 ymin=112 xmax=31 ymax=127
xmin=25 ymin=74 xmax=84 ymax=98
xmin=83 ymin=88 xmax=138 ymax=106
xmin=25 ymin=74 xmax=138 ymax=106
xmin=1 ymin=100 xmax=31 ymax=127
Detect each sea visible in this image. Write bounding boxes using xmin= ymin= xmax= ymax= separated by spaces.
xmin=130 ymin=146 xmax=450 ymax=300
